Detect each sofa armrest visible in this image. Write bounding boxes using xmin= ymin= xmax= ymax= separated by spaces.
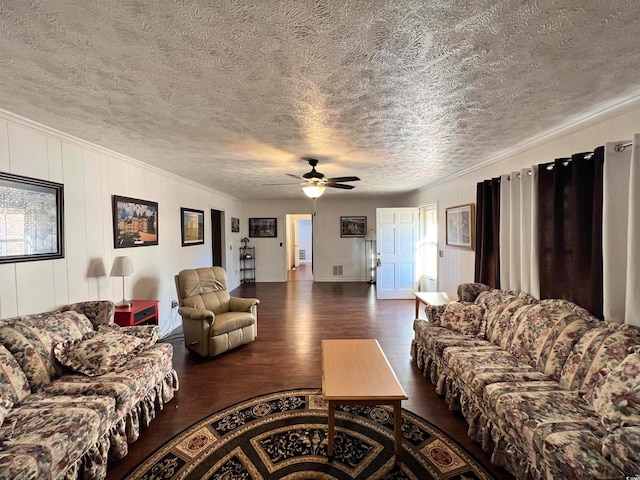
xmin=178 ymin=306 xmax=215 ymax=324
xmin=457 ymin=283 xmax=490 ymax=303
xmin=58 ymin=300 xmax=115 ymax=327
xmin=230 ymin=297 xmax=260 ymax=312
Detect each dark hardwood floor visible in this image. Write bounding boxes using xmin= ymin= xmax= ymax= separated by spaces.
xmin=107 ymin=280 xmax=513 ymax=479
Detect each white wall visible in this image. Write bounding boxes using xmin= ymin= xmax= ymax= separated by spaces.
xmin=0 ymin=109 xmax=243 ymax=336
xmin=242 ymin=197 xmax=395 ymax=282
xmin=298 ymin=219 xmax=312 ymax=263
xmin=398 ymin=95 xmax=640 ymax=294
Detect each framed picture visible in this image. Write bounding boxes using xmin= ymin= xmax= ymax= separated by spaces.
xmin=249 ymin=217 xmax=277 ymax=238
xmin=180 ymin=208 xmax=204 ymax=246
xmin=340 ymin=216 xmax=366 ymax=238
xmin=231 ymin=217 xmax=240 ymax=233
xmin=446 ymin=203 xmax=475 ymax=249
xmin=0 ymin=172 xmax=64 ymax=264
xmin=112 ymin=195 xmax=158 ymax=248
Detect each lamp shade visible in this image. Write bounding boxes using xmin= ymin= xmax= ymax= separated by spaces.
xmin=365 ymin=229 xmax=376 ymax=241
xmin=110 ymin=256 xmax=134 ymax=277
xmin=302 ymin=185 xmax=326 ymax=199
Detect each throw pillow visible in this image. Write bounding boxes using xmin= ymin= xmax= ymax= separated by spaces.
xmin=591 ymin=347 xmax=640 ymax=431
xmin=436 ymin=302 xmax=486 ymax=337
xmin=53 ymin=330 xmax=145 ymax=377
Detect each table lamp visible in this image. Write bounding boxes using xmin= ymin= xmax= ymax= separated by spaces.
xmin=110 ymin=256 xmax=134 ymax=307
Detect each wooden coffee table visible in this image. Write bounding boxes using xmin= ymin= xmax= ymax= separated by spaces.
xmin=321 ymin=339 xmax=408 ymax=460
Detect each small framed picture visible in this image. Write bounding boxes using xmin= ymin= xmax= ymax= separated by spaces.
xmin=446 ymin=203 xmax=475 ymax=249
xmin=180 ymin=208 xmax=205 ymax=246
xmin=231 ymin=217 xmax=240 ymax=233
xmin=340 ymin=216 xmax=366 ymax=238
xmin=249 ymin=218 xmax=277 ymax=238
xmin=113 ymin=195 xmax=158 ymax=248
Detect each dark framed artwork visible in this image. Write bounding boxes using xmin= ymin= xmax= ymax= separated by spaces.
xmin=231 ymin=217 xmax=240 ymax=233
xmin=181 ymin=207 xmax=204 ymax=246
xmin=249 ymin=217 xmax=277 ymax=238
xmin=112 ymin=195 xmax=158 ymax=248
xmin=446 ymin=203 xmax=475 ymax=249
xmin=340 ymin=216 xmax=366 ymax=238
xmin=0 ymin=172 xmax=64 ymax=264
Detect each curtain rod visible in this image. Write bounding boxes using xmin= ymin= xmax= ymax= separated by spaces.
xmin=614 ymin=142 xmax=633 ymax=152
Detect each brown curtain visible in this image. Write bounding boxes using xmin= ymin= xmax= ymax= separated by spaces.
xmin=538 ymin=147 xmax=604 ymax=318
xmin=474 ymin=177 xmax=501 ymax=288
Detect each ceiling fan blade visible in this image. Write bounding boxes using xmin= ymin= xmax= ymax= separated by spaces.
xmin=327 ymin=183 xmax=355 ymax=190
xmin=327 ymin=176 xmax=360 ymax=183
xmin=286 ymin=173 xmax=303 ymax=180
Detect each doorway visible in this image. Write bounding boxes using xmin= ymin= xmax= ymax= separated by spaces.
xmin=211 ymin=209 xmax=225 ymax=267
xmin=375 ymin=207 xmax=419 ymax=299
xmin=286 ymin=214 xmax=313 ymax=281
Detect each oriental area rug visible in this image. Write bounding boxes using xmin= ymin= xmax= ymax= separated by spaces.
xmin=126 ymin=388 xmax=496 ymax=480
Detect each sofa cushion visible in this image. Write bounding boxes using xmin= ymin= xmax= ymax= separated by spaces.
xmin=489 ymin=386 xmax=605 ymax=460
xmin=591 ymin=347 xmax=640 ymax=431
xmin=444 ymin=346 xmax=549 ymax=399
xmin=434 ymin=302 xmax=486 ymax=337
xmin=559 ymin=324 xmax=640 ymax=398
xmin=211 ymin=311 xmax=255 ymax=336
xmin=44 ymin=342 xmax=174 ymax=416
xmin=0 ymin=311 xmax=94 ymax=389
xmin=602 ymin=425 xmax=640 ymax=474
xmin=0 ymin=343 xmax=30 ymax=404
xmin=54 ymin=330 xmax=145 ymax=377
xmin=505 ymin=300 xmax=596 ymax=381
xmin=486 ymin=297 xmax=534 ymax=348
xmin=541 ymin=429 xmax=623 ymax=479
xmin=0 ymin=393 xmax=114 ymax=480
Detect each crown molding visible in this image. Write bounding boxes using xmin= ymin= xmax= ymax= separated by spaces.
xmin=414 ymin=90 xmax=640 ymax=192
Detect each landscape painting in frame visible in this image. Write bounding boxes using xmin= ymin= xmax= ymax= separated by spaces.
xmin=446 ymin=203 xmax=475 ymax=249
xmin=340 ymin=216 xmax=366 ymax=238
xmin=249 ymin=217 xmax=277 ymax=238
xmin=0 ymin=172 xmax=65 ymax=264
xmin=181 ymin=208 xmax=204 ymax=246
xmin=112 ymin=195 xmax=158 ymax=248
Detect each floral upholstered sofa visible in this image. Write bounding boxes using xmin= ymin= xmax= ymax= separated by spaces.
xmin=0 ymin=301 xmax=179 ymax=480
xmin=411 ymin=283 xmax=640 ymax=480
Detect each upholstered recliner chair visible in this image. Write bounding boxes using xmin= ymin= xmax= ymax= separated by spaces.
xmin=174 ymin=267 xmax=259 ymax=357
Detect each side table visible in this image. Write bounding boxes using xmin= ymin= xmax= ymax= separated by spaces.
xmin=114 ymin=299 xmax=159 ymax=327
xmin=413 ymin=292 xmax=455 ymax=318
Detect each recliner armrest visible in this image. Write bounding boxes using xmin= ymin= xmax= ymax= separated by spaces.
xmin=178 ymin=306 xmax=215 ymax=324
xmin=230 ymin=297 xmax=260 ymax=312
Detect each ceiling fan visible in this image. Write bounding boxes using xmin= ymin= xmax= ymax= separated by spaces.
xmin=268 ymin=158 xmax=361 ymax=198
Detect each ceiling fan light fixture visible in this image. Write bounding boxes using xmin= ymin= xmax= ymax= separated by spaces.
xmin=302 ymin=184 xmax=326 ymax=199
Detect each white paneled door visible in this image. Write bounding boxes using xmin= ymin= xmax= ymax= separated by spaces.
xmin=376 ymin=208 xmax=419 ymax=299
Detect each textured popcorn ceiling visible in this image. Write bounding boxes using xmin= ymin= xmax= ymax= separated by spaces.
xmin=1 ymin=1 xmax=640 ymax=200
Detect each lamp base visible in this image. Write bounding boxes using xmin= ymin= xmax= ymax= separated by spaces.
xmin=116 ymin=300 xmax=132 ymax=307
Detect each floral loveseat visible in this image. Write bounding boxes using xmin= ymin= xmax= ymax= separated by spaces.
xmin=0 ymin=301 xmax=179 ymax=480
xmin=411 ymin=283 xmax=640 ymax=480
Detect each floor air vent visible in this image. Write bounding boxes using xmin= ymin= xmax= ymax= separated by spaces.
xmin=332 ymin=265 xmax=343 ymax=276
